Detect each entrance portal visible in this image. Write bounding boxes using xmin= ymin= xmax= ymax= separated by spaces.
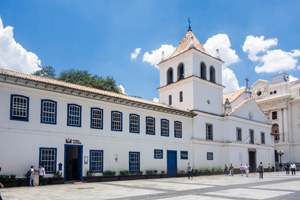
xmin=65 ymin=145 xmax=83 ymax=181
xmin=248 ymin=150 xmax=256 ymax=173
xmin=167 ymin=150 xmax=177 ymax=177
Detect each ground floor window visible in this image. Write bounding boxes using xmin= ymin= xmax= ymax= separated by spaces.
xmin=207 ymin=152 xmax=213 ymax=160
xmin=180 ymin=151 xmax=188 ymax=159
xmin=129 ymin=152 xmax=140 ymax=172
xmin=90 ymin=150 xmax=103 ymax=172
xmin=154 ymin=149 xmax=163 ymax=159
xmin=39 ymin=148 xmax=57 ymax=173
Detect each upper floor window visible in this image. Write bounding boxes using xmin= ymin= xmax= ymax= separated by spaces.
xmin=177 ymin=63 xmax=184 ymax=80
xmin=174 ymin=121 xmax=182 ymax=138
xmin=169 ymin=95 xmax=172 ymax=105
xmin=130 ymin=114 xmax=140 ymax=133
xmin=91 ymin=108 xmax=103 ymax=129
xmin=167 ymin=68 xmax=173 ymax=85
xmin=206 ymin=123 xmax=213 ymax=140
xmin=39 ymin=148 xmax=57 ymax=173
xmin=41 ymin=100 xmax=57 ymax=124
xmin=146 ymin=117 xmax=155 ymax=135
xmin=90 ymin=150 xmax=103 ymax=172
xmin=261 ymin=132 xmax=265 ymax=144
xmin=200 ymin=62 xmax=207 ymax=80
xmin=10 ymin=95 xmax=29 ymax=121
xmin=67 ymin=104 xmax=81 ymax=127
xmin=249 ymin=129 xmax=254 ymax=144
xmin=272 ymin=124 xmax=279 ymax=141
xmin=209 ymin=66 xmax=216 ymax=83
xmin=129 ymin=152 xmax=140 ymax=172
xmin=161 ymin=119 xmax=169 ymax=137
xmin=236 ymin=127 xmax=242 ymax=141
xmin=179 ymin=91 xmax=183 ymax=102
xmin=272 ymin=111 xmax=277 ymax=120
xmin=180 ymin=151 xmax=188 ymax=159
xmin=111 ymin=111 xmax=122 ymax=131
xmin=154 ymin=149 xmax=163 ymax=159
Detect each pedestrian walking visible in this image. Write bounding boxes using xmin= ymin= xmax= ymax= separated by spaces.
xmin=38 ymin=164 xmax=46 ymax=185
xmin=290 ymin=162 xmax=296 ymax=175
xmin=0 ymin=167 xmax=4 ymax=200
xmin=224 ymin=164 xmax=228 ymax=176
xmin=240 ymin=164 xmax=244 ymax=176
xmin=244 ymin=163 xmax=250 ymax=177
xmin=229 ymin=163 xmax=234 ymax=176
xmin=285 ymin=162 xmax=290 ymax=175
xmin=258 ymin=162 xmax=264 ymax=179
xmin=187 ymin=162 xmax=193 ymax=179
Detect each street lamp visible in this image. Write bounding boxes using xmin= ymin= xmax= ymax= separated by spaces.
xmin=277 ymin=149 xmax=284 ymax=171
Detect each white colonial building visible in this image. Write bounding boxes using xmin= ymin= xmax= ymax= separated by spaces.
xmin=252 ymin=73 xmax=300 ymax=166
xmin=0 ymin=28 xmax=274 ymax=181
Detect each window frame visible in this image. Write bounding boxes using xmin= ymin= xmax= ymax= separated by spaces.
xmin=169 ymin=95 xmax=172 ymax=105
xmin=206 ymin=123 xmax=213 ymax=140
xmin=111 ymin=111 xmax=123 ymax=132
xmin=10 ymin=94 xmax=29 ymax=122
xmin=249 ymin=129 xmax=254 ymax=144
xmin=67 ymin=104 xmax=82 ymax=127
xmin=90 ymin=150 xmax=104 ymax=173
xmin=261 ymin=132 xmax=265 ymax=144
xmin=207 ymin=152 xmax=213 ymax=160
xmin=39 ymin=147 xmax=57 ymax=173
xmin=154 ymin=149 xmax=163 ymax=159
xmin=90 ymin=107 xmax=103 ymax=129
xmin=236 ymin=127 xmax=242 ymax=141
xmin=161 ymin=119 xmax=169 ymax=137
xmin=180 ymin=151 xmax=188 ymax=159
xmin=129 ymin=114 xmax=140 ymax=133
xmin=129 ymin=152 xmax=140 ymax=172
xmin=179 ymin=91 xmax=183 ymax=102
xmin=174 ymin=121 xmax=182 ymax=138
xmin=272 ymin=111 xmax=277 ymax=120
xmin=41 ymin=99 xmax=57 ymax=125
xmin=146 ymin=116 xmax=155 ymax=135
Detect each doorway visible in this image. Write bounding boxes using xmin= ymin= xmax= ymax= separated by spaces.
xmin=167 ymin=150 xmax=177 ymax=177
xmin=65 ymin=145 xmax=83 ymax=181
xmin=248 ymin=150 xmax=256 ymax=173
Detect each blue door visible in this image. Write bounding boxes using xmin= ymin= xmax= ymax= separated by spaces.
xmin=167 ymin=150 xmax=177 ymax=177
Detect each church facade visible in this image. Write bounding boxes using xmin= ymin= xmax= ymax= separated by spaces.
xmin=0 ymin=29 xmax=274 ymax=180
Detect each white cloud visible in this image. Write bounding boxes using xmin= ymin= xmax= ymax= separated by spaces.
xmin=0 ymin=17 xmax=41 ymax=73
xmin=254 ymin=49 xmax=300 ymax=73
xmin=143 ymin=45 xmax=176 ymax=68
xmin=153 ymin=97 xmax=159 ymax=103
xmin=204 ymin=34 xmax=239 ymax=67
xmin=243 ymin=36 xmax=277 ymax=61
xmin=130 ymin=48 xmax=141 ymax=60
xmin=289 ymin=75 xmax=299 ymax=82
xmin=222 ymin=68 xmax=240 ymax=93
xmin=119 ymin=85 xmax=126 ymax=94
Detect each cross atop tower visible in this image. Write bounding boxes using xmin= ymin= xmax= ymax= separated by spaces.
xmin=188 ymin=17 xmax=192 ymax=31
xmin=245 ymin=77 xmax=249 ymax=89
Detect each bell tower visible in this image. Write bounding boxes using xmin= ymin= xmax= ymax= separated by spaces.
xmin=157 ymin=28 xmax=225 ymax=115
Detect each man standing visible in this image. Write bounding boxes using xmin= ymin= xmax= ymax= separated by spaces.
xmin=229 ymin=163 xmax=234 ymax=176
xmin=0 ymin=167 xmax=4 ymax=200
xmin=290 ymin=162 xmax=296 ymax=175
xmin=258 ymin=162 xmax=264 ymax=179
xmin=29 ymin=166 xmax=36 ymax=186
xmin=285 ymin=162 xmax=290 ymax=175
xmin=187 ymin=162 xmax=193 ymax=179
xmin=244 ymin=163 xmax=250 ymax=177
xmin=38 ymin=164 xmax=46 ymax=185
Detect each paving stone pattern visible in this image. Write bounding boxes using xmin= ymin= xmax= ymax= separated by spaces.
xmin=1 ymin=172 xmax=300 ymax=200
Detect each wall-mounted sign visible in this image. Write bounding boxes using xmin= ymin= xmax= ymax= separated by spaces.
xmin=65 ymin=138 xmax=82 ymax=145
xmin=84 ymin=156 xmax=88 ymax=164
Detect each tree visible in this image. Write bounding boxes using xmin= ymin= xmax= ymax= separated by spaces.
xmin=32 ymin=66 xmax=56 ymax=78
xmin=57 ymin=69 xmax=122 ymax=93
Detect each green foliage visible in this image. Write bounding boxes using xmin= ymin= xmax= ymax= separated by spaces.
xmin=161 ymin=170 xmax=165 ymax=174
xmin=102 ymin=170 xmax=116 ymax=177
xmin=153 ymin=170 xmax=158 ymax=174
xmin=119 ymin=170 xmax=129 ymax=176
xmin=53 ymin=171 xmax=62 ymax=179
xmin=129 ymin=171 xmax=143 ymax=176
xmin=57 ymin=69 xmax=122 ymax=93
xmin=146 ymin=170 xmax=153 ymax=175
xmin=180 ymin=170 xmax=186 ymax=174
xmin=86 ymin=170 xmax=95 ymax=177
xmin=32 ymin=66 xmax=56 ymax=78
xmin=0 ymin=174 xmax=16 ymax=182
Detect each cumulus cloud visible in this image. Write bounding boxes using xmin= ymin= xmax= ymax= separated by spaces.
xmin=153 ymin=97 xmax=159 ymax=103
xmin=119 ymin=85 xmax=126 ymax=94
xmin=254 ymin=49 xmax=300 ymax=73
xmin=222 ymin=68 xmax=240 ymax=93
xmin=243 ymin=36 xmax=277 ymax=61
xmin=130 ymin=48 xmax=141 ymax=60
xmin=289 ymin=75 xmax=299 ymax=82
xmin=0 ymin=17 xmax=41 ymax=73
xmin=204 ymin=34 xmax=239 ymax=67
xmin=143 ymin=45 xmax=176 ymax=68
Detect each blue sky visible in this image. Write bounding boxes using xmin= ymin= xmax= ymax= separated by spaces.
xmin=0 ymin=0 xmax=300 ymax=101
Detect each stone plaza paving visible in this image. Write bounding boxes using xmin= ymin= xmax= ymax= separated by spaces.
xmin=1 ymin=172 xmax=300 ymax=200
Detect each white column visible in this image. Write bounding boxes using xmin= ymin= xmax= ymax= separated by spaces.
xmin=278 ymin=109 xmax=284 ymax=142
xmin=283 ymin=108 xmax=289 ymax=143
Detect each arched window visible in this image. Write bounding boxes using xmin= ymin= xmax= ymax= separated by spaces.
xmin=177 ymin=63 xmax=184 ymax=81
xmin=272 ymin=124 xmax=279 ymax=141
xmin=200 ymin=62 xmax=206 ymax=80
xmin=167 ymin=68 xmax=173 ymax=85
xmin=209 ymin=66 xmax=216 ymax=83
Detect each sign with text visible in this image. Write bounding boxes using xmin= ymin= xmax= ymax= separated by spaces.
xmin=65 ymin=138 xmax=82 ymax=145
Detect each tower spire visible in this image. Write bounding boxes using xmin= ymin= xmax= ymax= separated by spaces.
xmin=188 ymin=17 xmax=192 ymax=31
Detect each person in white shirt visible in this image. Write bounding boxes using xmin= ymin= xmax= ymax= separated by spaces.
xmin=290 ymin=162 xmax=297 ymax=175
xmin=38 ymin=164 xmax=46 ymax=185
xmin=244 ymin=164 xmax=250 ymax=177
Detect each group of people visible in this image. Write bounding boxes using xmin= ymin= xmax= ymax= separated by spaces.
xmin=224 ymin=163 xmax=250 ymax=177
xmin=284 ymin=162 xmax=297 ymax=175
xmin=28 ymin=165 xmax=46 ymax=186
